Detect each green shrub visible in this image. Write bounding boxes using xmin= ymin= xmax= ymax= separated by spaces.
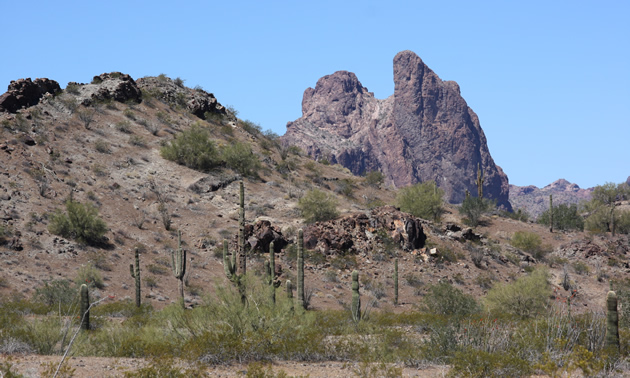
xmin=485 ymin=268 xmax=550 ymax=318
xmin=364 ymin=170 xmax=384 ymax=188
xmin=510 ymin=231 xmax=549 ymax=259
xmin=160 ymin=124 xmax=220 ymax=171
xmin=396 ymin=181 xmax=444 ymax=222
xmin=538 ymin=203 xmax=584 ymax=231
xmin=422 ymin=281 xmax=479 ymax=317
xmin=459 ymin=196 xmax=494 ymax=226
xmin=34 ymin=279 xmax=77 ymax=309
xmin=220 ymin=141 xmax=261 ymax=177
xmin=298 ymin=189 xmax=339 ymax=224
xmin=75 ymin=264 xmax=105 ymax=289
xmin=48 ymin=199 xmax=108 ymax=245
xmin=450 ymin=348 xmax=532 ymax=378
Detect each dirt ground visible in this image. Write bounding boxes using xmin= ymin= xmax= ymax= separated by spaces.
xmin=2 ymin=354 xmax=451 ymax=377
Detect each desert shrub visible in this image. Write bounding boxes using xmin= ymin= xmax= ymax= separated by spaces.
xmin=538 ymin=203 xmax=584 ymax=231
xmin=298 ymin=189 xmax=339 ymax=224
xmin=34 ymin=279 xmax=77 ymax=308
xmin=500 ymin=208 xmax=530 ymax=222
xmin=459 ymin=196 xmax=494 ymax=226
xmin=485 ymin=268 xmax=550 ymax=319
xmin=396 ymin=181 xmax=444 ymax=222
xmin=239 ymin=119 xmax=262 ymax=136
xmin=334 ymin=178 xmax=355 ymax=198
xmin=364 ymin=170 xmax=384 ymax=188
xmin=510 ymin=231 xmax=550 ymax=259
xmin=48 ymin=199 xmax=108 ymax=245
xmin=450 ymin=348 xmax=532 ymax=378
xmin=75 ymin=263 xmax=105 ymax=289
xmin=220 ymin=141 xmax=261 ymax=177
xmin=94 ymin=139 xmax=110 ymax=153
xmin=421 ymin=281 xmax=479 ymax=317
xmin=160 ymin=124 xmax=220 ymax=171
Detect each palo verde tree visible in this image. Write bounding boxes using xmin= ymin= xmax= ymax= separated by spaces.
xmin=396 ymin=181 xmax=445 ymax=222
xmin=585 ymin=182 xmax=630 ymax=236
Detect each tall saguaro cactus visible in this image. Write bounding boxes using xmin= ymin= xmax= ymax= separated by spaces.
xmin=394 ymin=258 xmax=399 ymax=305
xmin=129 ymin=247 xmax=141 ymax=307
xmin=80 ymin=284 xmax=90 ymax=330
xmin=238 ymin=181 xmax=247 ymax=276
xmin=476 ymin=163 xmax=484 ymax=199
xmin=549 ymin=194 xmax=554 ymax=233
xmin=351 ymin=270 xmax=361 ymax=323
xmin=171 ymin=230 xmax=187 ymax=309
xmin=223 ymin=239 xmax=246 ymax=304
xmin=265 ymin=241 xmax=278 ymax=304
xmin=606 ymin=281 xmax=620 ymax=352
xmin=297 ymin=229 xmax=305 ymax=311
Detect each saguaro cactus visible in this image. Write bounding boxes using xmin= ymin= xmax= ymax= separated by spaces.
xmin=171 ymin=230 xmax=187 ymax=309
xmin=297 ymin=229 xmax=305 ymax=311
xmin=394 ymin=258 xmax=399 ymax=305
xmin=476 ymin=163 xmax=484 ymax=199
xmin=549 ymin=194 xmax=554 ymax=233
xmin=80 ymin=284 xmax=90 ymax=330
xmin=223 ymin=239 xmax=246 ymax=304
xmin=129 ymin=247 xmax=141 ymax=307
xmin=265 ymin=241 xmax=278 ymax=304
xmin=287 ymin=280 xmax=294 ymax=313
xmin=606 ymin=281 xmax=620 ymax=352
xmin=238 ymin=181 xmax=247 ymax=276
xmin=351 ymin=270 xmax=361 ymax=323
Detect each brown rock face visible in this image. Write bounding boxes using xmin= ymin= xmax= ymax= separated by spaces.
xmin=283 ymin=50 xmax=511 ymax=209
xmin=0 ymin=78 xmax=61 ymax=113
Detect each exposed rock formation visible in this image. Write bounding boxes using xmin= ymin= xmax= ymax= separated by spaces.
xmin=0 ymin=78 xmax=61 ymax=113
xmin=283 ymin=50 xmax=510 ymax=209
xmin=136 ymin=76 xmax=228 ymax=120
xmin=302 ymin=206 xmax=426 ymax=256
xmin=67 ymin=72 xmax=142 ymax=106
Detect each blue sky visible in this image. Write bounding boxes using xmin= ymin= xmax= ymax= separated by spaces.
xmin=2 ymin=0 xmax=628 ymax=189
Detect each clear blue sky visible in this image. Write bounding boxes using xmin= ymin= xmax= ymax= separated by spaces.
xmin=2 ymin=1 xmax=628 ymax=189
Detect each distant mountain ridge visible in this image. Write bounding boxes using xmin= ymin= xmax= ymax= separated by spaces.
xmin=509 ymin=179 xmax=594 ymax=218
xmin=282 ymin=50 xmax=511 ymax=210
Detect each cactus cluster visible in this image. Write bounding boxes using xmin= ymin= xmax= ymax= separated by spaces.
xmin=129 ymin=247 xmax=141 ymax=307
xmin=171 ymin=230 xmax=187 ymax=309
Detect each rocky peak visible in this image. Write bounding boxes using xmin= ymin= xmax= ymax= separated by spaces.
xmin=283 ymin=50 xmax=511 ymax=209
xmin=0 ymin=78 xmax=61 ymax=113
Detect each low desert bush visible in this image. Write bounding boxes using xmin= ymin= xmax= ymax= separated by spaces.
xmin=421 ymin=281 xmax=480 ymax=317
xmin=160 ymin=124 xmax=220 ymax=171
xmin=396 ymin=181 xmax=444 ymax=222
xmin=221 ymin=141 xmax=261 ymax=177
xmin=298 ymin=189 xmax=339 ymax=224
xmin=485 ymin=268 xmax=550 ymax=319
xmin=511 ymin=231 xmax=550 ymax=259
xmin=48 ymin=199 xmax=108 ymax=245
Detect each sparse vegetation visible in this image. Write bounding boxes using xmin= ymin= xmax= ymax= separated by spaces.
xmin=538 ymin=203 xmax=584 ymax=231
xmin=221 ymin=141 xmax=261 ymax=177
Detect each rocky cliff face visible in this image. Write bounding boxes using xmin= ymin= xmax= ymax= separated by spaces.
xmin=283 ymin=51 xmax=511 ymax=209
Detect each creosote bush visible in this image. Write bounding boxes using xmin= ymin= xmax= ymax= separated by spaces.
xmin=422 ymin=281 xmax=480 ymax=317
xmin=459 ymin=196 xmax=494 ymax=227
xmin=221 ymin=141 xmax=261 ymax=177
xmin=48 ymin=199 xmax=108 ymax=245
xmin=511 ymin=231 xmax=550 ymax=260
